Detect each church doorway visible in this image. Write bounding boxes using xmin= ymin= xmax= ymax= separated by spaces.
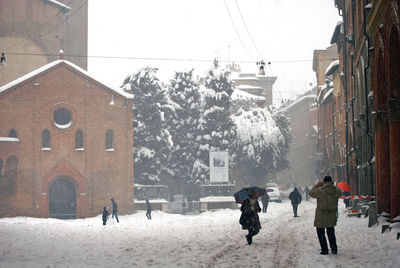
xmin=49 ymin=177 xmax=77 ymax=219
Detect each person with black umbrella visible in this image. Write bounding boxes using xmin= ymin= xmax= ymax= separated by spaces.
xmin=240 ymin=192 xmax=262 ymax=245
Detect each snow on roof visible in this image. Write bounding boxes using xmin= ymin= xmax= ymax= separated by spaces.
xmin=279 ymin=95 xmax=316 ymax=112
xmin=236 ymin=85 xmax=262 ymax=90
xmin=322 ymin=88 xmax=334 ymax=103
xmin=312 ymin=125 xmax=318 ymax=133
xmin=325 ymin=60 xmax=340 ymax=76
xmin=233 ymin=77 xmax=259 ymax=81
xmin=317 ymin=81 xmax=333 ymax=102
xmin=0 ymin=137 xmax=20 ymax=142
xmin=199 ymin=196 xmax=236 ymax=202
xmin=45 ymin=0 xmax=71 ymax=11
xmin=231 ymin=88 xmax=265 ymax=101
xmin=0 ymin=60 xmax=133 ymax=99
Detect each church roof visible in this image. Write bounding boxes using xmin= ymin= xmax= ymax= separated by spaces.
xmin=0 ymin=60 xmax=133 ymax=99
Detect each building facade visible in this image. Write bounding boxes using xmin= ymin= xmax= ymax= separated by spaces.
xmin=327 ymin=0 xmax=399 ymax=219
xmin=0 ymin=60 xmax=134 ymax=218
xmin=313 ymin=45 xmax=339 ymax=181
xmin=277 ymin=89 xmax=318 ymax=187
xmin=0 ymin=0 xmax=88 ymax=86
xmin=228 ymin=63 xmax=277 ymax=107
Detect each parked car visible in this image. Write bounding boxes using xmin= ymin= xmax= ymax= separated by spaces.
xmin=266 ymin=183 xmax=281 ymax=202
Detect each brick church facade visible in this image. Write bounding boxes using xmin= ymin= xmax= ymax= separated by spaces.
xmin=0 ymin=60 xmax=134 ymax=218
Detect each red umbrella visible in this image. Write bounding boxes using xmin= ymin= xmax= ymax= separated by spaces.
xmin=337 ymin=182 xmax=352 ymax=192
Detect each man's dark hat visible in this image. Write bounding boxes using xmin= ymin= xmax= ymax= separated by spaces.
xmin=324 ymin=176 xmax=332 ymax=182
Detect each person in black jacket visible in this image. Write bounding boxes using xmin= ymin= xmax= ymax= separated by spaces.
xmin=289 ymin=187 xmax=302 ymax=217
xmin=102 ymin=206 xmax=110 ymax=226
xmin=110 ymin=197 xmax=119 ymax=223
xmin=261 ymin=191 xmax=270 ymax=213
xmin=240 ymin=192 xmax=262 ymax=245
xmin=146 ymin=198 xmax=152 ymax=220
xmin=304 ymin=186 xmax=310 ymax=201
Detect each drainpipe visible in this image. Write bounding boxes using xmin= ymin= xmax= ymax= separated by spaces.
xmin=346 ymin=0 xmax=360 ymax=192
xmin=342 ymin=0 xmax=350 ymax=186
xmin=350 ymin=55 xmax=357 ymax=193
xmin=325 ymin=76 xmax=337 ymax=180
xmin=332 ymin=82 xmax=337 ymax=180
xmin=364 ymin=1 xmax=374 ymax=195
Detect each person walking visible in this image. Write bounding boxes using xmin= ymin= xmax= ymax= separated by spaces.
xmin=309 ymin=176 xmax=342 ymax=255
xmin=261 ymin=190 xmax=270 ymax=213
xmin=110 ymin=197 xmax=119 ymax=223
xmin=304 ymin=186 xmax=310 ymax=201
xmin=102 ymin=206 xmax=110 ymax=226
xmin=146 ymin=198 xmax=152 ymax=220
xmin=289 ymin=187 xmax=302 ymax=217
xmin=240 ymin=192 xmax=262 ymax=245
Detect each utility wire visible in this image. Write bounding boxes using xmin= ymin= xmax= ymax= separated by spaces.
xmin=3 ymin=51 xmax=339 ymax=64
xmin=223 ymin=0 xmax=255 ymax=61
xmin=16 ymin=0 xmax=74 ymax=53
xmin=19 ymin=1 xmax=87 ymax=53
xmin=233 ymin=0 xmax=265 ymax=60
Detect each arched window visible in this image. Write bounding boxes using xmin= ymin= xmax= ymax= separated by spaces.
xmin=75 ymin=129 xmax=84 ymax=149
xmin=8 ymin=129 xmax=18 ymax=138
xmin=42 ymin=129 xmax=51 ymax=149
xmin=105 ymin=130 xmax=114 ymax=150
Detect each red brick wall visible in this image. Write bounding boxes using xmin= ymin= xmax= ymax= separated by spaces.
xmin=0 ymin=0 xmax=88 ymax=86
xmin=0 ymin=62 xmax=133 ymax=218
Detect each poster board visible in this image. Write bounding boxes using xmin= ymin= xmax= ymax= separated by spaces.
xmin=209 ymin=151 xmax=229 ymax=183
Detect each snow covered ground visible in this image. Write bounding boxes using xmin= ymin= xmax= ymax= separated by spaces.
xmin=1 ymin=200 xmax=399 ymax=268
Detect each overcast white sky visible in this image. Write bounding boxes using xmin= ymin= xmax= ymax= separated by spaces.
xmin=88 ymin=0 xmax=341 ymax=106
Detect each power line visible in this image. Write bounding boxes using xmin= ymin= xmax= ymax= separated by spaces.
xmin=19 ymin=1 xmax=88 ymax=53
xmin=16 ymin=0 xmax=74 ymax=53
xmin=233 ymin=0 xmax=265 ymax=60
xmin=223 ymin=0 xmax=255 ymax=61
xmin=2 ymin=51 xmax=338 ymax=64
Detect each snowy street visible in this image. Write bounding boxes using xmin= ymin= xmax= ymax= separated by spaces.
xmin=1 ymin=200 xmax=399 ymax=268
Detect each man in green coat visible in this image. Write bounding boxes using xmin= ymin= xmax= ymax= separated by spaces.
xmin=309 ymin=176 xmax=342 ymax=255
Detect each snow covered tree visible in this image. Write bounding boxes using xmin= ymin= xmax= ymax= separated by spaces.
xmin=194 ymin=60 xmax=236 ymax=184
xmin=166 ymin=70 xmax=202 ymax=199
xmin=231 ymin=108 xmax=290 ymax=186
xmin=121 ymin=68 xmax=174 ymax=185
xmin=272 ymin=111 xmax=291 ymax=172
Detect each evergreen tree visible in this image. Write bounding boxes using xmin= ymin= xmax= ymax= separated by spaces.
xmin=272 ymin=111 xmax=291 ymax=172
xmin=167 ymin=70 xmax=202 ymax=199
xmin=231 ymin=108 xmax=291 ymax=186
xmin=194 ymin=60 xmax=236 ymax=184
xmin=121 ymin=68 xmax=174 ymax=185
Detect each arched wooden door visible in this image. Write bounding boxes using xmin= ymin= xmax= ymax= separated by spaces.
xmin=49 ymin=177 xmax=77 ymax=219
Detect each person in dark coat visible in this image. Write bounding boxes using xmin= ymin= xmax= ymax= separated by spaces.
xmin=240 ymin=192 xmax=262 ymax=245
xmin=309 ymin=176 xmax=342 ymax=255
xmin=102 ymin=206 xmax=110 ymax=226
xmin=110 ymin=197 xmax=119 ymax=223
xmin=289 ymin=187 xmax=302 ymax=217
xmin=261 ymin=191 xmax=270 ymax=213
xmin=146 ymin=198 xmax=152 ymax=220
xmin=304 ymin=186 xmax=310 ymax=201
